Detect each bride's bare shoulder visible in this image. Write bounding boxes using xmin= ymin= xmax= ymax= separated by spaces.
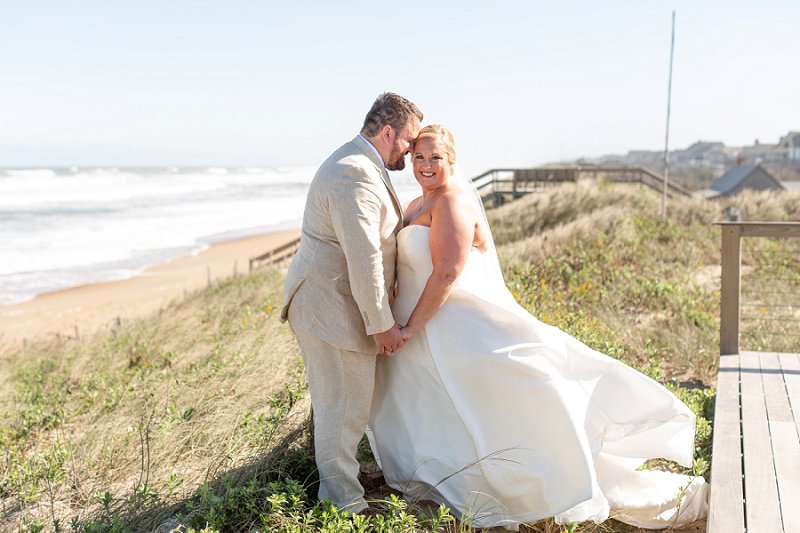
xmin=438 ymin=187 xmax=479 ymax=217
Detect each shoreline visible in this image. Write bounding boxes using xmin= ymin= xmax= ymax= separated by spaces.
xmin=0 ymin=228 xmax=300 ymax=351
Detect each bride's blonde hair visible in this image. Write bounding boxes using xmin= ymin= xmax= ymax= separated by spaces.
xmin=415 ymin=124 xmax=456 ymax=169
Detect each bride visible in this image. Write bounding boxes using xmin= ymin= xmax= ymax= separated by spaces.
xmin=368 ymin=125 xmax=708 ymax=529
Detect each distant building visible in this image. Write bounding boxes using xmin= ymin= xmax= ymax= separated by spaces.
xmin=736 ymin=132 xmax=800 ymax=166
xmin=696 ymin=163 xmax=785 ymax=199
xmin=778 ymin=131 xmax=800 ymax=160
xmin=739 ymin=141 xmax=785 ymax=165
xmin=672 ymin=141 xmax=727 ymax=167
xmin=624 ymin=150 xmax=661 ymax=167
xmin=568 ymin=131 xmax=800 ymax=184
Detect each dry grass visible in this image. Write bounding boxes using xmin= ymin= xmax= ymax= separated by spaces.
xmin=0 ymin=266 xmax=306 ymax=530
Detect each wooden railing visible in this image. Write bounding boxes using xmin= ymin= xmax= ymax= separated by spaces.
xmin=472 ymin=165 xmax=692 ymax=205
xmin=576 ymin=165 xmax=692 ymax=197
xmin=471 ymin=168 xmax=516 ymax=198
xmin=716 ymin=221 xmax=800 ymax=354
xmin=249 ymin=236 xmax=301 ymax=272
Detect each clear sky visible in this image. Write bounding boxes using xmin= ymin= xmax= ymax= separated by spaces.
xmin=2 ymin=0 xmax=798 ymax=175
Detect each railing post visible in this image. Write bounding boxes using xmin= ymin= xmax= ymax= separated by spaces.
xmin=719 ymin=224 xmax=742 ymax=355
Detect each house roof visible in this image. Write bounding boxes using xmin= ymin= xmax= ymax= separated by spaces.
xmin=710 ymin=164 xmax=759 ymax=192
xmin=709 ymin=163 xmax=784 ymax=193
xmin=740 ymin=144 xmax=780 ymax=153
xmin=685 ymin=141 xmax=724 ymax=153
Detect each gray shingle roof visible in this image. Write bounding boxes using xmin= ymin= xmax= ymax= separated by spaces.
xmin=710 ymin=164 xmax=759 ymax=192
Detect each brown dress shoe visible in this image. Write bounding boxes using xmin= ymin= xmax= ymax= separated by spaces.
xmin=355 ymin=506 xmax=383 ymax=518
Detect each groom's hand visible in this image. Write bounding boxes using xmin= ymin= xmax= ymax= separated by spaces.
xmin=373 ymin=322 xmax=404 ymax=356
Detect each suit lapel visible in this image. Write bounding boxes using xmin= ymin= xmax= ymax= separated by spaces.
xmin=351 ymin=135 xmax=403 ymax=224
xmin=380 ymin=168 xmax=403 ymax=223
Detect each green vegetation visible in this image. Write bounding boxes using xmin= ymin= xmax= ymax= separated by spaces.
xmin=2 ymin=182 xmax=798 ymax=531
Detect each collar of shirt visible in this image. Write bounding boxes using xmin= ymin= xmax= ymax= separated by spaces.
xmin=358 ymin=133 xmax=385 ymax=168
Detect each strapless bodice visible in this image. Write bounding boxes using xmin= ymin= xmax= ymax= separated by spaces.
xmin=394 ymin=224 xmax=485 ymax=324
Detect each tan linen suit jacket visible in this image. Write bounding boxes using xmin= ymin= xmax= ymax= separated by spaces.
xmin=280 ymin=135 xmax=403 ymax=354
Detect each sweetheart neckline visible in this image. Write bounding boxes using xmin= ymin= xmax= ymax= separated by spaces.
xmin=399 ymin=224 xmax=484 ymax=253
xmin=400 ymin=224 xmax=430 ymax=233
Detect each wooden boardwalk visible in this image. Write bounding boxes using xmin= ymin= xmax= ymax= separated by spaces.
xmin=472 ymin=165 xmax=692 ymax=206
xmin=709 ymin=221 xmax=800 ymax=531
xmin=249 ymin=236 xmax=301 ymax=271
xmin=708 ymin=351 xmax=800 ymax=533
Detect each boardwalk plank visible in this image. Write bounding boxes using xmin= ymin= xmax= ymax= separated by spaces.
xmin=761 ymin=352 xmax=794 ymax=422
xmin=770 ymin=354 xmax=800 ymax=533
xmin=708 ymin=353 xmax=745 ymax=533
xmin=740 ymin=352 xmax=782 ymax=532
xmin=781 ymin=353 xmax=800 ymax=440
xmin=771 ymin=420 xmax=800 ymax=533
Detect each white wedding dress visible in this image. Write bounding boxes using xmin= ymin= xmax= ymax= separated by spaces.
xmin=368 ymin=225 xmax=708 ymax=530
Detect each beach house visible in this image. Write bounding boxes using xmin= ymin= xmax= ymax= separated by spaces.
xmin=696 ymin=163 xmax=785 ymax=199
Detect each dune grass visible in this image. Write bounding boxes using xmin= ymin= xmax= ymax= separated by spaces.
xmin=0 ymin=268 xmax=308 ymax=531
xmin=489 ymin=181 xmax=800 ymax=380
xmin=2 ymin=181 xmax=799 ymax=532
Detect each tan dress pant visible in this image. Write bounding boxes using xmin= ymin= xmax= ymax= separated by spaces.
xmin=290 ymin=324 xmax=376 ymax=512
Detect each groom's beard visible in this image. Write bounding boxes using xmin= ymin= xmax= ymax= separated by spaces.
xmin=386 ymin=144 xmax=407 ymax=171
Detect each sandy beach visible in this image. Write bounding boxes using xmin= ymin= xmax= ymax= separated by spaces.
xmin=0 ymin=229 xmax=300 ymax=350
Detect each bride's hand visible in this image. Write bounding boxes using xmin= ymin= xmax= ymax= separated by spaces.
xmin=400 ymin=325 xmax=415 ymax=343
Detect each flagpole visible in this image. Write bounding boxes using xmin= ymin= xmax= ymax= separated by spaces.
xmin=662 ymin=10 xmax=676 ymax=219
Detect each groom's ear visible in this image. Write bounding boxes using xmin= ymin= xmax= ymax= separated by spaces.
xmin=381 ymin=124 xmax=394 ymax=144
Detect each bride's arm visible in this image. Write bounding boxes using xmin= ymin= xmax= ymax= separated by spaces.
xmin=402 ymin=192 xmax=475 ymax=338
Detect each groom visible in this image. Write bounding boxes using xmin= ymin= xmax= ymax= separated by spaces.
xmin=280 ymin=92 xmax=422 ymax=512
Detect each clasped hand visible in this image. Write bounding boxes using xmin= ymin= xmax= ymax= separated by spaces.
xmin=373 ymin=323 xmax=415 ymax=355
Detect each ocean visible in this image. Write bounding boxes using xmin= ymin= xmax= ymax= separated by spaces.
xmin=0 ymin=166 xmax=423 ymax=305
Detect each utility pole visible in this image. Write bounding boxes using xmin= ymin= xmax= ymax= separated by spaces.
xmin=662 ymin=10 xmax=676 ymax=219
